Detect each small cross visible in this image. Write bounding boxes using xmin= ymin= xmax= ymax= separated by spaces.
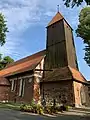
xmin=57 ymin=5 xmax=59 ymax=12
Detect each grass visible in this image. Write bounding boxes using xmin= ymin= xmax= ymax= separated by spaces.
xmin=0 ymin=102 xmax=21 ymax=110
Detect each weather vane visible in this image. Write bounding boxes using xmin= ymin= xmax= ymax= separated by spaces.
xmin=57 ymin=5 xmax=59 ymax=12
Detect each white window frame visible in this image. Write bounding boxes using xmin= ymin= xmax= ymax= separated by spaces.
xmin=11 ymin=80 xmax=15 ymax=91
xmin=19 ymin=79 xmax=25 ymax=97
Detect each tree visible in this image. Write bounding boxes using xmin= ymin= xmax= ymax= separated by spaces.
xmin=76 ymin=7 xmax=90 ymax=66
xmin=3 ymin=56 xmax=14 ymax=65
xmin=63 ymin=0 xmax=90 ymax=7
xmin=0 ymin=55 xmax=14 ymax=70
xmin=0 ymin=13 xmax=8 ymax=46
xmin=0 ymin=13 xmax=14 ymax=70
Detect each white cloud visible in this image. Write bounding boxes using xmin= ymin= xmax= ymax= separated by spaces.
xmin=0 ymin=0 xmax=86 ymax=60
xmin=0 ymin=0 xmax=43 ymax=58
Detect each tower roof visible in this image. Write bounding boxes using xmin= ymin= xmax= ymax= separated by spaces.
xmin=47 ymin=12 xmax=64 ymax=27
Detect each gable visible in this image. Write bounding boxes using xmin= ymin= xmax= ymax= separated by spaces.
xmin=0 ymin=50 xmax=45 ymax=77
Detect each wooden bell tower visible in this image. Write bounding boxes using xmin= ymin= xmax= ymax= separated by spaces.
xmin=45 ymin=12 xmax=78 ymax=70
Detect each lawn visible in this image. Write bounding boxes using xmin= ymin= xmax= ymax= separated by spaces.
xmin=0 ymin=102 xmax=21 ymax=110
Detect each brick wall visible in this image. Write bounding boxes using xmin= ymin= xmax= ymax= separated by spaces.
xmin=73 ymin=81 xmax=89 ymax=107
xmin=33 ymin=77 xmax=40 ymax=102
xmin=0 ymin=85 xmax=10 ymax=101
xmin=40 ymin=80 xmax=74 ymax=106
xmin=9 ymin=76 xmax=34 ymax=103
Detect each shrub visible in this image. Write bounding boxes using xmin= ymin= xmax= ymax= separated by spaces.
xmin=20 ymin=102 xmax=44 ymax=115
xmin=44 ymin=106 xmax=57 ymax=114
xmin=37 ymin=104 xmax=44 ymax=114
xmin=59 ymin=105 xmax=69 ymax=112
xmin=20 ymin=104 xmax=33 ymax=112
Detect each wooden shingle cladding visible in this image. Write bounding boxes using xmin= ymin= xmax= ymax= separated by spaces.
xmin=46 ymin=20 xmax=68 ymax=69
xmin=64 ymin=21 xmax=78 ymax=70
xmin=46 ymin=12 xmax=78 ymax=70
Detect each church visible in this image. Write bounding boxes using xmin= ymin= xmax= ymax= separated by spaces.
xmin=0 ymin=12 xmax=90 ymax=107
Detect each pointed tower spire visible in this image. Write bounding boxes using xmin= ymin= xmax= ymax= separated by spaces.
xmin=47 ymin=12 xmax=64 ymax=27
xmin=57 ymin=5 xmax=59 ymax=12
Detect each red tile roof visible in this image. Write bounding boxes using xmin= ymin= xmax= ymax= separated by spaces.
xmin=47 ymin=12 xmax=63 ymax=27
xmin=0 ymin=50 xmax=45 ymax=77
xmin=42 ymin=66 xmax=87 ymax=83
xmin=68 ymin=66 xmax=87 ymax=83
xmin=0 ymin=49 xmax=87 ymax=84
xmin=47 ymin=12 xmax=72 ymax=30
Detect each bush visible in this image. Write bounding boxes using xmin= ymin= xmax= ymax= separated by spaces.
xmin=20 ymin=102 xmax=70 ymax=114
xmin=58 ymin=105 xmax=69 ymax=112
xmin=44 ymin=106 xmax=57 ymax=114
xmin=20 ymin=104 xmax=33 ymax=112
xmin=37 ymin=104 xmax=44 ymax=114
xmin=20 ymin=102 xmax=44 ymax=115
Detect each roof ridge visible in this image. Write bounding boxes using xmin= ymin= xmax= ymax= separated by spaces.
xmin=47 ymin=12 xmax=64 ymax=27
xmin=5 ymin=50 xmax=46 ymax=69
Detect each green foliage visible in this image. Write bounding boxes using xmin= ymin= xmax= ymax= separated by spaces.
xmin=76 ymin=7 xmax=90 ymax=66
xmin=44 ymin=106 xmax=57 ymax=114
xmin=0 ymin=13 xmax=8 ymax=46
xmin=63 ymin=0 xmax=90 ymax=7
xmin=84 ymin=45 xmax=90 ymax=66
xmin=0 ymin=13 xmax=10 ymax=69
xmin=0 ymin=102 xmax=21 ymax=110
xmin=0 ymin=54 xmax=14 ymax=70
xmin=20 ymin=102 xmax=70 ymax=115
xmin=76 ymin=7 xmax=90 ymax=43
xmin=20 ymin=101 xmax=44 ymax=115
xmin=3 ymin=56 xmax=14 ymax=65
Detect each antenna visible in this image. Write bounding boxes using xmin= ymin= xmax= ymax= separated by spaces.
xmin=57 ymin=5 xmax=59 ymax=12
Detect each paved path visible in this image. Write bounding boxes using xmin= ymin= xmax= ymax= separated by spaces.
xmin=0 ymin=108 xmax=90 ymax=120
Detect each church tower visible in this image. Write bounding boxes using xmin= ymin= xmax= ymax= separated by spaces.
xmin=45 ymin=12 xmax=78 ymax=70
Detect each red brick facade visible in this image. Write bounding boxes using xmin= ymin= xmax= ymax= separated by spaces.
xmin=9 ymin=77 xmax=34 ymax=103
xmin=0 ymin=85 xmax=10 ymax=101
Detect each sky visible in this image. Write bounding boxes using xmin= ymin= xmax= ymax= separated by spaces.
xmin=0 ymin=0 xmax=90 ymax=80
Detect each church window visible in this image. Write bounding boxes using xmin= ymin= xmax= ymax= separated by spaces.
xmin=11 ymin=80 xmax=15 ymax=91
xmin=19 ymin=79 xmax=25 ymax=97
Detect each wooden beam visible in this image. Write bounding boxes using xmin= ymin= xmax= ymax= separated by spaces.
xmin=35 ymin=69 xmax=53 ymax=71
